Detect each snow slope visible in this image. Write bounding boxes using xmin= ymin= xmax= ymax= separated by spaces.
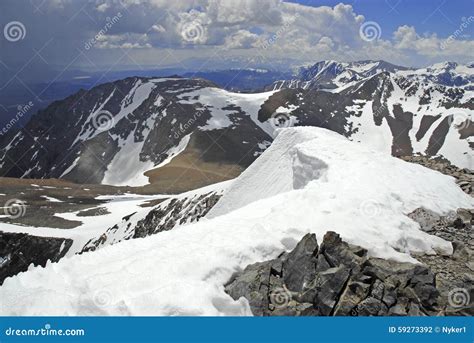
xmin=0 ymin=180 xmax=231 ymax=256
xmin=0 ymin=193 xmax=168 ymax=255
xmin=178 ymin=88 xmax=277 ymax=135
xmin=1 ymin=127 xmax=472 ymax=316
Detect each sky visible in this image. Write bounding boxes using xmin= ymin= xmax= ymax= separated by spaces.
xmin=0 ymin=0 xmax=473 ymax=86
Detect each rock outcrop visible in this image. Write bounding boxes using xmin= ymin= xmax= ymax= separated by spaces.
xmin=81 ymin=191 xmax=221 ymax=253
xmin=408 ymin=207 xmax=473 ymax=315
xmin=0 ymin=232 xmax=72 ymax=285
xmin=225 ymin=231 xmax=473 ymax=316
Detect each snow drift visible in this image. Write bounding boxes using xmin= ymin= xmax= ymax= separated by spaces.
xmin=0 ymin=127 xmax=472 ymax=316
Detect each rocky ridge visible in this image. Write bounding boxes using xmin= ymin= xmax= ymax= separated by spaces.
xmin=225 ymin=156 xmax=474 ymax=317
xmin=81 ymin=189 xmax=222 ymax=253
xmin=225 ymin=231 xmax=473 ymax=316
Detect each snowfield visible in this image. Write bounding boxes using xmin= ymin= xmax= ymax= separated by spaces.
xmin=0 ymin=193 xmax=169 ymax=255
xmin=1 ymin=127 xmax=472 ymax=316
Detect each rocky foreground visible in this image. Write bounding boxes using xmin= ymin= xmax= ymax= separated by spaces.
xmin=224 ymin=154 xmax=473 ymax=316
xmin=0 ymin=232 xmax=72 ymax=285
xmin=224 ymin=155 xmax=473 ymax=317
xmin=225 ymin=230 xmax=473 ymax=316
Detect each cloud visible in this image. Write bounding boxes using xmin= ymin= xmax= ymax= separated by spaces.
xmin=392 ymin=24 xmax=474 ymax=60
xmin=1 ymin=0 xmax=473 ymax=83
xmin=225 ymin=30 xmax=259 ymax=49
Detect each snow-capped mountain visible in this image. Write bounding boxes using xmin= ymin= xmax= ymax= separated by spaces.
xmin=263 ymin=62 xmax=473 ymax=169
xmin=0 ymin=77 xmax=275 ymax=188
xmin=1 ymin=127 xmax=472 ymax=316
xmin=397 ymin=61 xmax=474 ymax=90
xmin=267 ymin=60 xmax=410 ymax=90
xmin=267 ymin=60 xmax=474 ymax=91
xmin=0 ymin=61 xmax=472 ymax=188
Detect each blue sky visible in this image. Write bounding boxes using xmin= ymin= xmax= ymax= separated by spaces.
xmin=289 ymin=0 xmax=473 ymax=39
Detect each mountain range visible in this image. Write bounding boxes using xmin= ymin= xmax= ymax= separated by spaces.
xmin=0 ymin=59 xmax=473 ymax=316
xmin=0 ymin=60 xmax=472 ymax=192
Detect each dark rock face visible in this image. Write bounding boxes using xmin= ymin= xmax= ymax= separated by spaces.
xmin=0 ymin=232 xmax=72 ymax=285
xmin=133 ymin=192 xmax=221 ymax=239
xmin=416 ymin=114 xmax=441 ymax=141
xmin=225 ymin=231 xmax=473 ymax=316
xmin=0 ymin=77 xmax=271 ymax=184
xmin=426 ymin=116 xmax=451 ymax=156
xmin=260 ymin=72 xmax=472 ymax=168
xmin=81 ymin=191 xmax=222 ymax=253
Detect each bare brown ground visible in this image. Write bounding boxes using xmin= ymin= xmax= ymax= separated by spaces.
xmin=0 ymin=139 xmax=242 ymax=229
xmin=144 ymin=143 xmax=243 ymax=194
